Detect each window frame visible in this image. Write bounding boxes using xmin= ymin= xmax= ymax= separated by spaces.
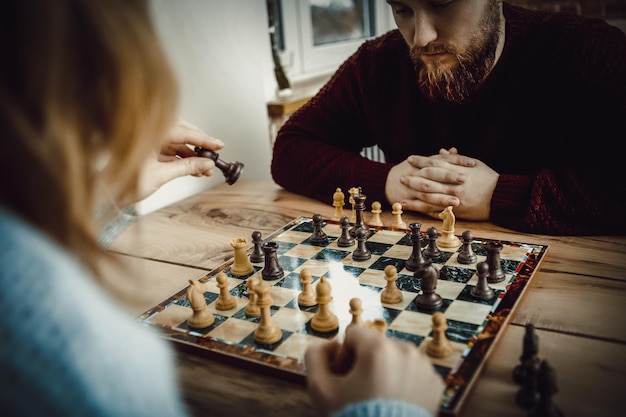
xmin=278 ymin=0 xmax=396 ymax=82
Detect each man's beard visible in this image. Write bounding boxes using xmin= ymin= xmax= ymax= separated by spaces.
xmin=410 ymin=2 xmax=502 ymax=103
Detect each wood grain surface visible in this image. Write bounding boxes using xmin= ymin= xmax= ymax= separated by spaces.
xmin=106 ymin=181 xmax=626 ymax=417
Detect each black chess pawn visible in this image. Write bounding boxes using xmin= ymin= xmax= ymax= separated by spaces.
xmin=423 ymin=227 xmax=442 ymax=261
xmin=349 ymin=191 xmax=369 ymax=237
xmin=405 ymin=222 xmax=427 ymax=272
xmin=309 ymin=213 xmax=329 ymax=244
xmin=194 ymin=147 xmax=244 ymax=185
xmin=470 ymin=261 xmax=495 ymax=300
xmin=457 ymin=230 xmax=477 ymax=264
xmin=249 ymin=231 xmax=265 ymax=263
xmin=352 ymin=227 xmax=371 ymax=261
xmin=485 ymin=241 xmax=506 ymax=283
xmin=261 ymin=241 xmax=284 ymax=280
xmin=529 ymin=360 xmax=563 ymax=417
xmin=513 ymin=323 xmax=540 ymax=385
xmin=337 ymin=216 xmax=355 ymax=247
xmin=415 ymin=261 xmax=443 ymax=310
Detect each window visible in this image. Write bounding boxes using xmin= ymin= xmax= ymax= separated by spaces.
xmin=271 ymin=0 xmax=395 ymax=82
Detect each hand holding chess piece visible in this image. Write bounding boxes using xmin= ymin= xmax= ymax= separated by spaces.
xmin=195 ymin=146 xmax=244 ymax=185
xmin=304 ymin=325 xmax=445 ymax=417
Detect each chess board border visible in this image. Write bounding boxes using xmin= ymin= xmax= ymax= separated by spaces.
xmin=137 ymin=216 xmax=549 ymax=416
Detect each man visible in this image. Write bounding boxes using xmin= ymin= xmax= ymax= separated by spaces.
xmin=271 ymin=0 xmax=626 ymax=235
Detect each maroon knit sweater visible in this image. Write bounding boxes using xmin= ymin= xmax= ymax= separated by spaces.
xmin=272 ymin=4 xmax=626 ymax=236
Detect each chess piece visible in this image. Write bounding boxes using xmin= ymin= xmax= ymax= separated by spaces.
xmin=423 ymin=227 xmax=442 ymax=261
xmin=347 ymin=297 xmax=363 ymax=329
xmin=194 ymin=146 xmax=244 ymax=185
xmin=249 ymin=231 xmax=265 ymax=263
xmin=230 ymin=237 xmax=254 ymax=276
xmin=390 ymin=202 xmax=407 ymax=230
xmin=457 ymin=230 xmax=477 ymax=264
xmin=365 ymin=318 xmax=388 ymax=334
xmin=529 ymin=360 xmax=563 ymax=417
xmin=309 ymin=213 xmax=329 ymax=244
xmin=415 ymin=261 xmax=443 ymax=310
xmin=262 ymin=241 xmax=284 ymax=280
xmin=405 ymin=222 xmax=427 ymax=272
xmin=349 ymin=191 xmax=369 ymax=237
xmin=253 ymin=281 xmax=283 ymax=344
xmin=352 ymin=227 xmax=371 ymax=261
xmin=245 ymin=277 xmax=261 ymax=317
xmin=215 ymin=272 xmax=237 ymax=310
xmin=485 ymin=241 xmax=506 ymax=283
xmin=437 ymin=206 xmax=461 ymax=248
xmin=186 ymin=279 xmax=215 ymax=329
xmin=331 ymin=187 xmax=345 ymax=221
xmin=470 ymin=261 xmax=495 ymax=300
xmin=368 ymin=201 xmax=384 ymax=227
xmin=311 ymin=276 xmax=339 ymax=333
xmin=381 ymin=265 xmax=403 ymax=304
xmin=513 ymin=323 xmax=540 ymax=385
xmin=348 ymin=186 xmax=360 ymax=223
xmin=516 ymin=354 xmax=541 ymax=409
xmin=426 ymin=312 xmax=453 ymax=358
xmin=297 ymin=269 xmax=317 ymax=307
xmin=336 ymin=216 xmax=355 ymax=247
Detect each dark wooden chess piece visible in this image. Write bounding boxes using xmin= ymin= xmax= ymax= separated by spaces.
xmin=423 ymin=227 xmax=442 ymax=261
xmin=470 ymin=261 xmax=495 ymax=300
xmin=352 ymin=227 xmax=371 ymax=261
xmin=309 ymin=213 xmax=329 ymax=244
xmin=415 ymin=261 xmax=443 ymax=310
xmin=337 ymin=216 xmax=355 ymax=247
xmin=405 ymin=222 xmax=427 ymax=272
xmin=349 ymin=191 xmax=369 ymax=237
xmin=516 ymin=354 xmax=541 ymax=409
xmin=261 ymin=241 xmax=284 ymax=280
xmin=457 ymin=230 xmax=477 ymax=264
xmin=529 ymin=360 xmax=563 ymax=417
xmin=513 ymin=323 xmax=539 ymax=385
xmin=249 ymin=230 xmax=265 ymax=263
xmin=485 ymin=241 xmax=506 ymax=283
xmin=194 ymin=147 xmax=244 ymax=185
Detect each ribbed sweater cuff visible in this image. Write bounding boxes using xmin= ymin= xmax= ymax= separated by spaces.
xmin=490 ymin=174 xmax=533 ymax=216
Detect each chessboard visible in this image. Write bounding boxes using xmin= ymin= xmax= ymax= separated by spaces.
xmin=138 ymin=216 xmax=549 ymax=416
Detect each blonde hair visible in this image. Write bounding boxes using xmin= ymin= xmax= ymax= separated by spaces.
xmin=0 ymin=0 xmax=178 ymax=274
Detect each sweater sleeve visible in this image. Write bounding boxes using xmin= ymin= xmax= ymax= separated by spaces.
xmin=272 ymin=38 xmax=395 ymax=207
xmin=332 ymin=398 xmax=434 ymax=417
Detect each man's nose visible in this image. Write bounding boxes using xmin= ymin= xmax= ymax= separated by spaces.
xmin=412 ymin=13 xmax=438 ymax=47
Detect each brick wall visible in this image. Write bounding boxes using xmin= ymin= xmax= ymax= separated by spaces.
xmin=505 ymin=0 xmax=626 ymax=19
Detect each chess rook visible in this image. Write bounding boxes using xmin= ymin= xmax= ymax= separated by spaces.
xmin=485 ymin=241 xmax=506 ymax=283
xmin=230 ymin=237 xmax=254 ymax=276
xmin=261 ymin=241 xmax=284 ymax=280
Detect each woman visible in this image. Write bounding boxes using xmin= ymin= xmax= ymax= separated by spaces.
xmin=0 ymin=1 xmax=442 ymax=416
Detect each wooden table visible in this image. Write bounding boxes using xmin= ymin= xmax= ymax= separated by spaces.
xmin=106 ymin=181 xmax=626 ymax=417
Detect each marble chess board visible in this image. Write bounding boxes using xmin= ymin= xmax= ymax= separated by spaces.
xmin=138 ymin=216 xmax=549 ymax=415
